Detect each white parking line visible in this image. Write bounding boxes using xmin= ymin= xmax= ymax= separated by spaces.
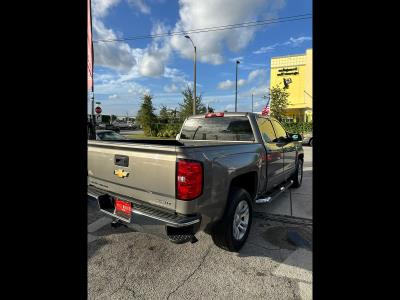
xmin=303 ymin=167 xmax=312 ymax=172
xmin=88 ymin=216 xmax=112 ymax=233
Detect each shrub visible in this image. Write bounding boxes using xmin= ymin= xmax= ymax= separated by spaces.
xmin=282 ymin=122 xmax=313 ymax=134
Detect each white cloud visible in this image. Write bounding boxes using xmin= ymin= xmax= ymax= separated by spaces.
xmin=127 ymin=0 xmax=151 ymax=14
xmin=108 ymin=94 xmax=119 ymax=99
xmin=139 ymin=53 xmax=164 ymax=77
xmin=94 ymin=73 xmax=115 ymax=82
xmin=170 ymin=0 xmax=286 ymax=64
xmin=163 ymin=83 xmax=179 ymax=93
xmin=218 ymin=79 xmax=246 ymax=90
xmin=92 ymin=1 xmax=139 ymax=73
xmin=218 ymin=80 xmax=233 ymax=89
xmin=163 ymin=67 xmax=191 ymax=91
xmin=217 ymin=69 xmax=264 ymax=91
xmin=283 ymin=36 xmax=312 ymax=46
xmin=93 ymin=11 xmax=172 ymax=77
xmin=253 ymin=45 xmax=277 ymax=54
xmin=238 ymin=79 xmax=246 ymax=87
xmin=253 ymin=36 xmax=312 ymax=54
xmin=225 ymin=104 xmax=235 ymax=111
xmin=137 ymin=22 xmax=172 ymax=77
xmin=240 ymin=79 xmax=270 ymax=98
xmin=93 ymin=24 xmax=138 ymax=72
xmin=248 ymin=69 xmax=265 ymax=81
xmin=92 ymin=0 xmax=121 ymax=18
xmin=95 ymin=79 xmax=150 ymax=96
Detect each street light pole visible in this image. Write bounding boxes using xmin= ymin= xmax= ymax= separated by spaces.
xmin=91 ymin=93 xmax=95 ymax=124
xmin=235 ymin=60 xmax=240 ymax=112
xmin=185 ymin=35 xmax=196 ymax=115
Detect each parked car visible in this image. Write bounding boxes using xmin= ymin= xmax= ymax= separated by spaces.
xmin=96 ymin=123 xmax=121 ymax=133
xmin=96 ymin=130 xmax=127 ymax=141
xmin=112 ymin=121 xmax=136 ymax=130
xmin=88 ymin=112 xmax=304 ymax=251
xmin=302 ymin=132 xmax=313 ymax=146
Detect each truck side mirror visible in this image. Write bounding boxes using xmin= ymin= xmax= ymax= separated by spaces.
xmin=288 ymin=133 xmax=302 ymax=141
xmin=292 ymin=134 xmax=302 ymax=141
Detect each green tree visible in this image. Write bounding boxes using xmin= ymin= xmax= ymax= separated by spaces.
xmin=179 ymin=86 xmax=207 ymax=120
xmin=102 ymin=115 xmax=111 ymax=123
xmin=159 ymin=105 xmax=170 ymax=123
xmin=136 ymin=93 xmax=157 ymax=136
xmin=268 ymin=85 xmax=290 ymax=122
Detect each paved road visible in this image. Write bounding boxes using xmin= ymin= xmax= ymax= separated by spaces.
xmin=88 ymin=146 xmax=312 ymax=299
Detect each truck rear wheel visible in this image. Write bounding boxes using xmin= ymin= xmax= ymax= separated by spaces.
xmin=211 ymin=187 xmax=253 ymax=252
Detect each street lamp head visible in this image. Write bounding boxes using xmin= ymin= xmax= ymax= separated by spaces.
xmin=184 ymin=35 xmax=190 ymax=39
xmin=236 ymin=60 xmax=240 ymax=64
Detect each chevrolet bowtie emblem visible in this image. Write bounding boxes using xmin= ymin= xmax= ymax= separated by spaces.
xmin=114 ymin=169 xmax=129 ymax=178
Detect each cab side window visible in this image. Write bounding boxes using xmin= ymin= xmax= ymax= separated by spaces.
xmin=256 ymin=117 xmax=277 ymax=143
xmin=271 ymin=119 xmax=287 ymax=141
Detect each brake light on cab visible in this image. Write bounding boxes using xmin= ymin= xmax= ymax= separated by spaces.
xmin=205 ymin=112 xmax=224 ymax=118
xmin=176 ymin=159 xmax=203 ymax=200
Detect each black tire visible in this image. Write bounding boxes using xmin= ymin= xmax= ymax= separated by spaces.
xmin=290 ymin=158 xmax=303 ymax=188
xmin=211 ymin=187 xmax=253 ymax=252
xmin=309 ymin=138 xmax=313 ymax=146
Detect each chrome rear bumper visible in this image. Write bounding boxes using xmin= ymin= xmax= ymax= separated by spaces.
xmin=88 ymin=185 xmax=201 ymax=227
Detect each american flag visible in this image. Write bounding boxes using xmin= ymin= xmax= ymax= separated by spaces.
xmin=261 ymin=105 xmax=270 ymax=116
xmin=261 ymin=97 xmax=270 ymax=116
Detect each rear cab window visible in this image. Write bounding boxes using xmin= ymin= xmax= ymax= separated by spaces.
xmin=180 ymin=116 xmax=255 ymax=141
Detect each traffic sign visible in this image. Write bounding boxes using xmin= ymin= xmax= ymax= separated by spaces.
xmin=95 ymin=106 xmax=102 ymax=114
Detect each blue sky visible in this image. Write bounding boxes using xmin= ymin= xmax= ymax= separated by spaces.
xmin=90 ymin=0 xmax=312 ymax=116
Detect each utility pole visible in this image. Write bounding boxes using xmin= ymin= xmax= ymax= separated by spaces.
xmin=194 ymin=46 xmax=197 ymax=115
xmin=185 ymin=35 xmax=197 ymax=115
xmin=235 ymin=60 xmax=240 ymax=112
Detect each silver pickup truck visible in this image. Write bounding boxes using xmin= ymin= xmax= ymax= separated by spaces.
xmin=88 ymin=112 xmax=304 ymax=251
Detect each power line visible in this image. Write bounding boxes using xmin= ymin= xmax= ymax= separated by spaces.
xmin=93 ymin=13 xmax=312 ymax=43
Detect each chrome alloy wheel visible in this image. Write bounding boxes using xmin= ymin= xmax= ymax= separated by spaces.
xmin=232 ymin=200 xmax=250 ymax=241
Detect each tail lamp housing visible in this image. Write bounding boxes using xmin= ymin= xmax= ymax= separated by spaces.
xmin=176 ymin=159 xmax=203 ymax=200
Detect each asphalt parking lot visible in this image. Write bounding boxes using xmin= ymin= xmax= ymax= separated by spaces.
xmin=88 ymin=146 xmax=312 ymax=299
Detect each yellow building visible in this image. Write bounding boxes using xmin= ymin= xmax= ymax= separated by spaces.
xmin=270 ymin=48 xmax=312 ymax=122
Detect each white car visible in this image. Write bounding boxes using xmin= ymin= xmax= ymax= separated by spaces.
xmin=302 ymin=132 xmax=313 ymax=146
xmin=96 ymin=130 xmax=127 ymax=141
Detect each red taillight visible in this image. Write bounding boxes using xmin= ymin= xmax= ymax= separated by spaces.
xmin=205 ymin=112 xmax=224 ymax=118
xmin=176 ymin=159 xmax=203 ymax=200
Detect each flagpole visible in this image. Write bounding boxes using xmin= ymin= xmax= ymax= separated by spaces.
xmin=90 ymin=0 xmax=95 ymax=126
xmin=87 ymin=0 xmax=97 ymax=139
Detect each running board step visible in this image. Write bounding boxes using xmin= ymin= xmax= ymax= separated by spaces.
xmin=255 ymin=180 xmax=293 ymax=204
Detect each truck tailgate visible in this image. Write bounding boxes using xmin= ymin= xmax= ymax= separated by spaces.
xmin=88 ymin=141 xmax=178 ymax=211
